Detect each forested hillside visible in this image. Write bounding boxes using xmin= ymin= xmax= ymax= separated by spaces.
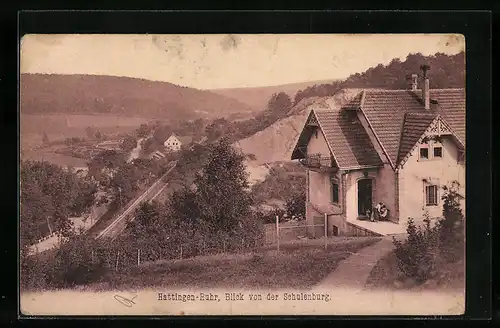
xmin=293 ymin=52 xmax=465 ymax=105
xmin=20 ymin=74 xmax=254 ymax=121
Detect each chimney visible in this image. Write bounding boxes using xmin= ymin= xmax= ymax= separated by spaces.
xmin=420 ymin=64 xmax=430 ymax=110
xmin=411 ymin=74 xmax=418 ymax=91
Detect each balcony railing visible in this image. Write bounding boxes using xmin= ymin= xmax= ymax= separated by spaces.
xmin=299 ymin=154 xmax=337 ymax=172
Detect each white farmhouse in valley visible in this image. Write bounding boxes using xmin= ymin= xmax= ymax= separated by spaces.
xmin=163 ymin=133 xmax=193 ymax=152
xmin=291 ymin=68 xmax=465 ymax=237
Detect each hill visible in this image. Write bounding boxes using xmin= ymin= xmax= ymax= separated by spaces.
xmin=20 ymin=74 xmax=255 ymax=121
xmin=235 ymin=52 xmax=465 ymax=164
xmin=209 ymin=79 xmax=338 ymax=112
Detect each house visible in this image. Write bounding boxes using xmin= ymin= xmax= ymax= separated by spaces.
xmin=291 ymin=68 xmax=465 ymax=237
xmin=163 ymin=134 xmax=193 ymax=152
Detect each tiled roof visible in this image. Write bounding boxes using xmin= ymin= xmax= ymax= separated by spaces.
xmin=314 ymin=109 xmax=383 ymax=168
xmin=291 ymin=88 xmax=465 ymax=170
xmin=397 ymin=112 xmax=438 ymax=165
xmin=429 ymin=89 xmax=466 ymax=144
xmin=177 ymin=136 xmax=193 ymax=145
xmin=358 ymin=88 xmax=465 ymax=167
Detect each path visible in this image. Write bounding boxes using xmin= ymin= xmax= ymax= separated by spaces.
xmin=312 ymin=235 xmax=402 ymax=291
xmin=127 ymin=137 xmax=144 ymax=163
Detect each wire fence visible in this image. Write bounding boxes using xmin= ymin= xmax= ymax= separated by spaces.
xmin=266 ymin=214 xmax=328 ymax=251
xmin=84 ymin=234 xmax=265 ymax=272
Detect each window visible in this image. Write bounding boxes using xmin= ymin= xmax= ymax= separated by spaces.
xmin=425 ymin=185 xmax=438 ymax=206
xmin=419 ymin=147 xmax=429 ymax=160
xmin=433 ymin=147 xmax=442 ymax=158
xmin=331 ymin=180 xmax=339 ymax=204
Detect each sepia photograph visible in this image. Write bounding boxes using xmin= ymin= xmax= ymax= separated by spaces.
xmin=19 ymin=33 xmax=466 ymax=316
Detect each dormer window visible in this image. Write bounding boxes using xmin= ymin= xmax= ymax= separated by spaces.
xmin=433 ymin=146 xmax=443 ymax=158
xmin=419 ymin=139 xmax=443 ymax=161
xmin=419 ymin=147 xmax=429 ymax=160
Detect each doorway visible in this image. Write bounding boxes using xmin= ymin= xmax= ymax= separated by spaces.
xmin=357 ymin=178 xmax=373 ymax=216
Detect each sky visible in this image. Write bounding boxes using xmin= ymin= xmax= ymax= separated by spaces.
xmin=20 ymin=34 xmax=465 ymax=90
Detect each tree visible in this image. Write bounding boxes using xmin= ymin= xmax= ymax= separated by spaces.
xmin=120 ymin=135 xmax=138 ymax=153
xmin=136 ymin=124 xmax=151 ymax=138
xmin=265 ymin=92 xmax=292 ymax=119
xmin=94 ymin=130 xmax=103 ymax=141
xmin=20 ymin=160 xmax=97 ymax=247
xmin=169 ymin=137 xmax=252 ymax=233
xmin=153 ymin=125 xmax=172 ymax=144
xmin=285 ymin=191 xmax=306 ymax=220
xmin=87 ymin=149 xmax=126 ymax=184
xmin=42 ymin=132 xmax=50 ymax=144
xmin=86 ymin=126 xmax=96 ymax=139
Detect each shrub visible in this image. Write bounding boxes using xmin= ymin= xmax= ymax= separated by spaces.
xmin=45 ymin=236 xmax=108 ymax=288
xmin=393 ymin=181 xmax=465 ymax=283
xmin=285 ymin=191 xmax=306 ymax=221
xmin=437 ymin=181 xmax=465 ymax=262
xmin=392 ymin=217 xmax=441 ymax=283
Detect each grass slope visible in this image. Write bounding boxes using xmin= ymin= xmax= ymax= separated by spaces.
xmin=90 ymin=237 xmax=380 ymax=291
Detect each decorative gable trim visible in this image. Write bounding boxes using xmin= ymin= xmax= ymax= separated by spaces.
xmin=425 ymin=117 xmax=453 ymax=138
xmin=398 ymin=115 xmax=465 ymax=168
xmin=307 ymin=114 xmax=319 ymax=127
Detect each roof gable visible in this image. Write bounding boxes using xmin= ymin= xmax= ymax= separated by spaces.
xmin=359 ymin=88 xmax=465 ymax=168
xmin=165 ymin=134 xmax=180 ymax=143
xmin=398 ymin=114 xmax=465 ymax=167
xmin=291 ymin=104 xmax=383 ymax=169
xmin=397 ymin=112 xmax=438 ymax=165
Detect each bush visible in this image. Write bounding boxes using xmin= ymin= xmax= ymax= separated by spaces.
xmin=285 ymin=192 xmax=306 ymax=221
xmin=393 ymin=181 xmax=465 ymax=284
xmin=437 ymin=181 xmax=465 ymax=262
xmin=45 ymin=236 xmax=108 ymax=288
xmin=393 ymin=217 xmax=441 ymax=283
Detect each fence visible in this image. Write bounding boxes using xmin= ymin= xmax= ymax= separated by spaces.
xmin=273 ymin=214 xmax=328 ymax=251
xmin=85 ymin=233 xmax=265 ymax=272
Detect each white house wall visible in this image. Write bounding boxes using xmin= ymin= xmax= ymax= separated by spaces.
xmin=164 ymin=136 xmax=182 ymax=151
xmin=398 ymin=137 xmax=466 ymax=225
xmin=307 ymin=127 xmax=330 ymax=156
xmin=306 ymin=127 xmax=335 ymax=211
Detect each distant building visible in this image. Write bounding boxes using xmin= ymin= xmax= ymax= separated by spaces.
xmin=163 ymin=134 xmax=193 ymax=152
xmin=150 ymin=150 xmax=166 ymax=161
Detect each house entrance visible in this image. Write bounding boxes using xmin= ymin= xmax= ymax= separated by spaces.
xmin=357 ymin=178 xmax=373 ymax=217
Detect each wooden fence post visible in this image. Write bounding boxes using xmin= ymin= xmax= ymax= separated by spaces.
xmin=276 ymin=215 xmax=280 ymax=252
xmin=137 ymin=249 xmax=141 ymax=266
xmin=115 ymin=251 xmax=120 ymax=271
xmin=324 ymin=213 xmax=328 ymax=251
